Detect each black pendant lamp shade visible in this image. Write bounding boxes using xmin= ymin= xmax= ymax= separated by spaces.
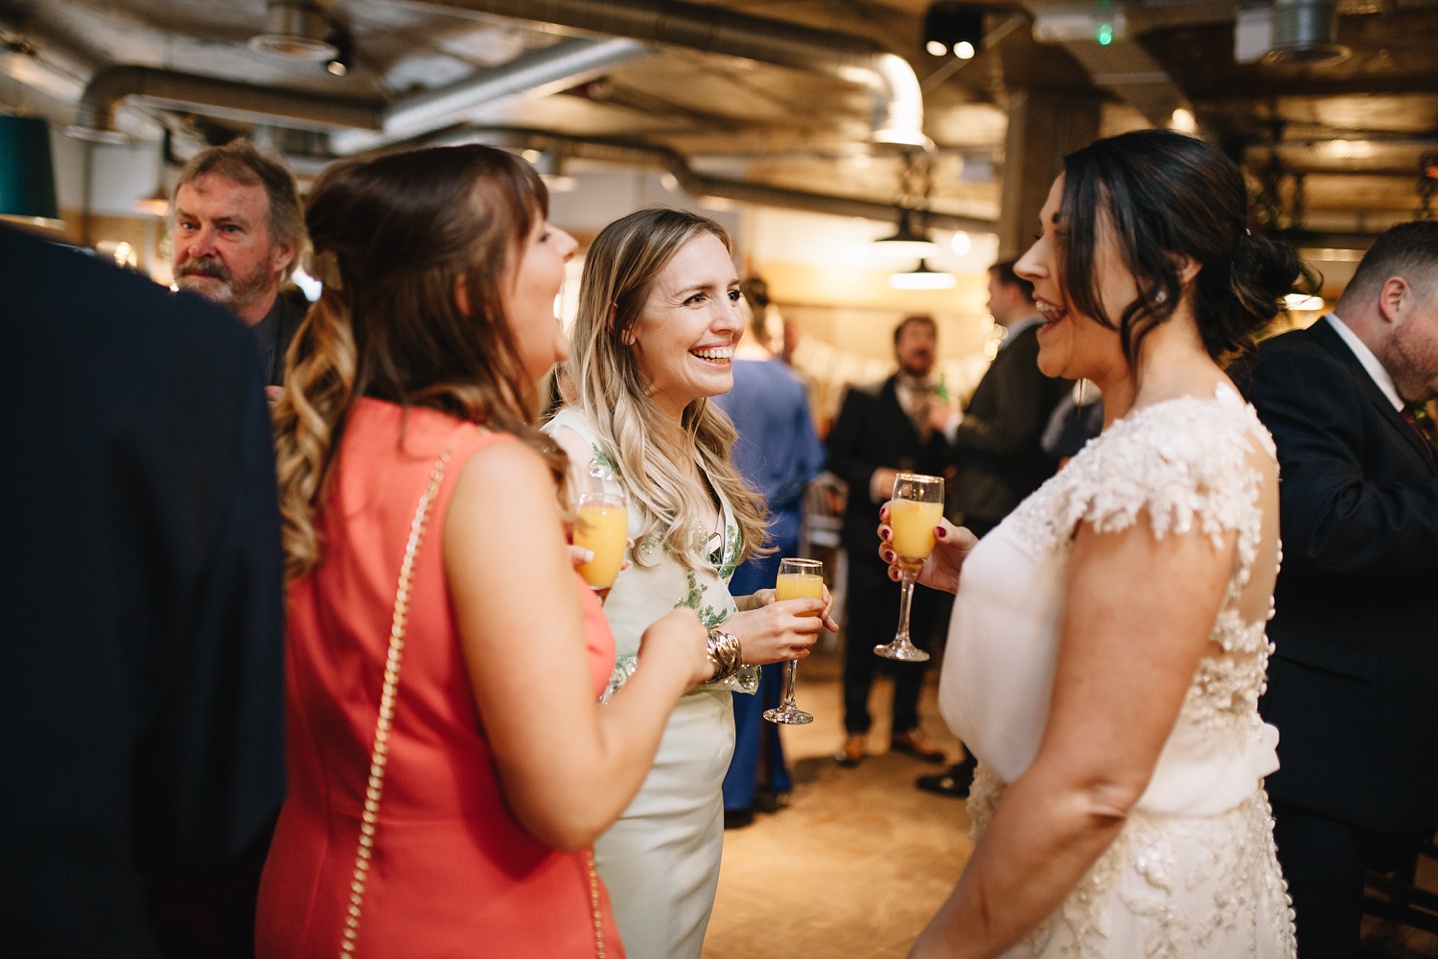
xmin=0 ymin=113 xmax=62 ymax=228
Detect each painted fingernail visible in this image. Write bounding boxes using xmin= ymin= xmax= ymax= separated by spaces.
xmin=936 ymin=527 xmax=946 ymax=539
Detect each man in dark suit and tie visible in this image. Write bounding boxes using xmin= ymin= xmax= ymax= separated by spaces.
xmin=827 ymin=314 xmax=951 ymax=766
xmin=1 ymin=224 xmax=286 ymax=957
xmin=1241 ymin=221 xmax=1438 ymax=959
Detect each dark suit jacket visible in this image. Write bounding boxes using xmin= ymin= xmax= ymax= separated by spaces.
xmin=949 ymin=320 xmax=1071 ymax=530
xmin=827 ymin=375 xmax=949 ymax=563
xmin=0 ymin=225 xmax=287 ymax=956
xmin=263 ymin=291 xmax=307 ymax=387
xmin=1241 ymin=317 xmax=1438 ymax=834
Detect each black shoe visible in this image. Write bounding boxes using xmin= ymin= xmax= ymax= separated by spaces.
xmin=723 ymin=807 xmax=755 ymax=829
xmin=916 ymin=757 xmax=977 ymax=799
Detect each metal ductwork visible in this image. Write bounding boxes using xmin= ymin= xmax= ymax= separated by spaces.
xmin=329 ymin=36 xmax=650 ymax=155
xmin=1265 ymin=0 xmax=1350 ymax=66
xmin=427 ymin=126 xmax=995 ymax=232
xmin=70 ymin=65 xmax=386 ymax=141
xmin=404 ymin=0 xmax=927 ymax=147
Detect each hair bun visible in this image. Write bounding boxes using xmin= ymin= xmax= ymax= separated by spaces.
xmin=1229 ymin=231 xmax=1302 ymax=326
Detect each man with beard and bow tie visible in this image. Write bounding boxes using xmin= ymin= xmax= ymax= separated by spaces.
xmin=171 ymin=140 xmax=306 ymax=403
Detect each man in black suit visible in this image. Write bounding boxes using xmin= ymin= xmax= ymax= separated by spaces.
xmin=948 ymin=260 xmax=1072 ymax=538
xmin=171 ymin=139 xmax=307 ymax=397
xmin=916 ymin=260 xmax=1071 ymax=798
xmin=1242 ymin=221 xmax=1438 ymax=959
xmin=0 ymin=224 xmax=286 ymax=958
xmin=828 ymin=315 xmax=951 ymax=767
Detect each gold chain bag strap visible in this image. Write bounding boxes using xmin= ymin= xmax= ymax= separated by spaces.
xmin=340 ymin=445 xmax=453 ymax=957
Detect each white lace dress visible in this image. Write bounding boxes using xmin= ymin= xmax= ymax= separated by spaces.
xmin=939 ymin=384 xmax=1297 ymax=958
xmin=544 ymin=408 xmax=757 ymax=959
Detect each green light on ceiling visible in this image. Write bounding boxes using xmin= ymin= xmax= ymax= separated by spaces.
xmin=1096 ymin=23 xmax=1114 ymax=45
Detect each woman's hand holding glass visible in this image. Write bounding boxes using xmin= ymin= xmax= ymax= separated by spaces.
xmin=876 ymin=508 xmax=979 ymax=596
xmin=721 ymin=585 xmax=834 ymax=666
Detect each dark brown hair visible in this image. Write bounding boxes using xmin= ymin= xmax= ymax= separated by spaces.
xmin=1058 ymin=129 xmax=1300 ymax=367
xmin=273 ymin=144 xmax=561 ymax=582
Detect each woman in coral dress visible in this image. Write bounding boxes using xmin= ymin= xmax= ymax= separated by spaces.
xmin=256 ymin=144 xmax=709 ymax=958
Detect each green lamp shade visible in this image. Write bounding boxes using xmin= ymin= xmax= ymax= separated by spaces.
xmin=0 ymin=114 xmax=62 ymax=227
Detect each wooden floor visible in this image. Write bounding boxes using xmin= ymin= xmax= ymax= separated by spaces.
xmin=703 ymin=645 xmax=1438 ymax=959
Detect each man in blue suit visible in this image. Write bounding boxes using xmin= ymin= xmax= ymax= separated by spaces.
xmin=1241 ymin=221 xmax=1438 ymax=959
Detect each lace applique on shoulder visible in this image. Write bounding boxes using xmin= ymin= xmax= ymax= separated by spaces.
xmin=1007 ymin=385 xmax=1271 ymax=572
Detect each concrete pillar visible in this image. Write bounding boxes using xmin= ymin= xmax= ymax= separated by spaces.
xmin=998 ymin=89 xmax=1101 ymax=260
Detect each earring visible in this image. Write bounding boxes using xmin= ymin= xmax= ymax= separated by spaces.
xmin=1153 ymin=289 xmax=1168 ymax=305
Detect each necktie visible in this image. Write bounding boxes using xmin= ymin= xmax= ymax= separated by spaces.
xmin=1401 ymin=404 xmax=1437 ymax=464
xmin=907 ymin=381 xmax=933 ymax=442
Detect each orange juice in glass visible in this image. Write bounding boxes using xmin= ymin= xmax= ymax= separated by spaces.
xmin=764 ymin=557 xmax=822 ymax=725
xmin=574 ymin=491 xmax=627 ymax=590
xmin=888 ymin=499 xmax=945 ymax=566
xmin=876 ymin=472 xmax=944 ymax=663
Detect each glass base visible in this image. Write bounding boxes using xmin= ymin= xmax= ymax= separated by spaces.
xmin=873 ymin=641 xmax=930 ymax=663
xmin=763 ymin=705 xmax=814 ymax=725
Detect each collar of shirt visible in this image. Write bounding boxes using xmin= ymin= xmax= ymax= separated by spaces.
xmin=1326 ymin=311 xmax=1402 ymax=411
xmin=1000 ymin=314 xmax=1042 ymax=344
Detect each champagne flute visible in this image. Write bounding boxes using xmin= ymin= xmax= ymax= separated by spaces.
xmin=763 ymin=557 xmax=822 ymax=726
xmin=874 ymin=472 xmax=944 ymax=662
xmin=573 ymin=477 xmax=628 ymax=591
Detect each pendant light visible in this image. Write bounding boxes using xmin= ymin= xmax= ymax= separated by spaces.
xmin=0 ymin=113 xmax=62 ymax=228
xmin=889 ymin=259 xmax=956 ymax=290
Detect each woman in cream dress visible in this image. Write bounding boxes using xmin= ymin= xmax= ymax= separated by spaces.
xmin=545 ymin=207 xmax=835 ymax=959
xmin=883 ymin=130 xmax=1302 ymax=958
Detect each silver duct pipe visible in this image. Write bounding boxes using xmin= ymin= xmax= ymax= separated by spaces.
xmin=429 ymin=126 xmax=994 ymax=231
xmin=330 ymin=36 xmax=650 ymax=155
xmin=406 ymin=0 xmax=927 ymax=146
xmin=71 ymin=65 xmax=385 ymax=140
xmin=1266 ymin=0 xmax=1349 ymax=65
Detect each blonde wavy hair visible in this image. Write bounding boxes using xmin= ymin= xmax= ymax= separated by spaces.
xmin=567 ymin=207 xmax=767 ymax=572
xmin=273 ymin=145 xmax=566 ymax=584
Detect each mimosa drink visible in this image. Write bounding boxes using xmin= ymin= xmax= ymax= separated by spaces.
xmin=775 ymin=572 xmax=824 ymax=614
xmin=574 ymin=500 xmax=627 ymax=589
xmin=764 ymin=557 xmax=823 ymax=726
xmin=889 ymin=499 xmax=944 ymax=564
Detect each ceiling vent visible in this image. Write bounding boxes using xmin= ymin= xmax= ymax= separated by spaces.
xmin=248 ymin=1 xmax=337 ymax=61
xmin=1264 ymin=0 xmax=1350 ymax=66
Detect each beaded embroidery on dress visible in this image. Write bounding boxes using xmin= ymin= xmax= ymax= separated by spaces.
xmin=940 ymin=383 xmax=1296 ymax=959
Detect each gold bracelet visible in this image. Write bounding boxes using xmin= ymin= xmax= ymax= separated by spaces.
xmin=705 ymin=627 xmax=743 ymax=683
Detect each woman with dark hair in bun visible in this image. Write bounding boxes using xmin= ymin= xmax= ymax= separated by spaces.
xmin=882 ymin=129 xmax=1302 ymax=958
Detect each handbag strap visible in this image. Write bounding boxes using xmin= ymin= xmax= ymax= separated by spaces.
xmin=340 ymin=445 xmax=454 ymax=958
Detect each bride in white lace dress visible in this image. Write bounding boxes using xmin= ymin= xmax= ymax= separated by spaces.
xmin=885 ymin=130 xmax=1302 ymax=959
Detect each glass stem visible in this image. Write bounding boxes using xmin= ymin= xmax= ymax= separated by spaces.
xmin=894 ymin=570 xmax=917 ymax=645
xmin=782 ymin=660 xmax=799 ymax=709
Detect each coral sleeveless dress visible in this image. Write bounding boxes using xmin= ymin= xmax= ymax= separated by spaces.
xmin=256 ymin=400 xmax=622 ymax=958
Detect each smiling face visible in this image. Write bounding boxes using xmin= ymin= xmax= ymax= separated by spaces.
xmin=894 ymin=317 xmax=937 ymax=377
xmin=1016 ymin=175 xmax=1133 ymax=387
xmin=629 ymin=231 xmax=744 ymax=421
xmin=502 ymin=213 xmax=578 ymax=387
xmin=172 ymin=173 xmax=294 ymax=325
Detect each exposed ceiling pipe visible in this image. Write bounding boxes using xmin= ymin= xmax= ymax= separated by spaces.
xmin=70 ymin=65 xmax=385 ymax=141
xmin=403 ymin=0 xmax=927 ymax=147
xmin=424 ymin=126 xmax=995 ymax=231
xmin=329 ymin=36 xmax=650 ymax=155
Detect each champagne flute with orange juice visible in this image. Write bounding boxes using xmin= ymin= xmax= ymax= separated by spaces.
xmin=573 ymin=485 xmax=628 ymax=591
xmin=875 ymin=473 xmax=944 ymax=662
xmin=763 ymin=558 xmax=823 ymax=725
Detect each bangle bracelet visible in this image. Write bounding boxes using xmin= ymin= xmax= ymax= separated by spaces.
xmin=705 ymin=627 xmax=743 ymax=683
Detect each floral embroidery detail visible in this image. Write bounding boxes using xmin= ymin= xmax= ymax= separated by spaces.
xmin=970 ymin=772 xmax=1296 ymax=959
